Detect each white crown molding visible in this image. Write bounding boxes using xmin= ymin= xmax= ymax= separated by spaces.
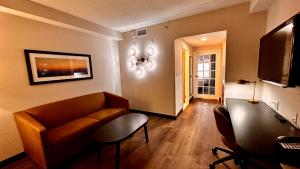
xmin=0 ymin=0 xmax=122 ymax=40
xmin=249 ymin=0 xmax=275 ymax=14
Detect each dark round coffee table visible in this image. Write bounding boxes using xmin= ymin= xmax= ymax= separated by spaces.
xmin=93 ymin=113 xmax=149 ymax=169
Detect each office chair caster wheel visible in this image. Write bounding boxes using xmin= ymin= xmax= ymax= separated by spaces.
xmin=212 ymin=147 xmax=217 ymax=155
xmin=234 ymin=158 xmax=239 ymax=165
xmin=209 ymin=164 xmax=215 ymax=169
xmin=240 ymin=159 xmax=248 ymax=169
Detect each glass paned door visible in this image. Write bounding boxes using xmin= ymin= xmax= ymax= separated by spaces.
xmin=194 ymin=52 xmax=219 ymax=99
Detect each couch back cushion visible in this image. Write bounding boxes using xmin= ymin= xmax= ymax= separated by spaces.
xmin=26 ymin=93 xmax=106 ymax=129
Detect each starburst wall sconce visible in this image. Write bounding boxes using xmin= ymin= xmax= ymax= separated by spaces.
xmin=127 ymin=42 xmax=156 ymax=78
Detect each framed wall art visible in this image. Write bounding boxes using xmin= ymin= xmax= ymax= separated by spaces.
xmin=24 ymin=49 xmax=93 ymax=85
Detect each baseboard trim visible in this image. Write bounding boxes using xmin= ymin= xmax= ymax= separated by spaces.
xmin=176 ymin=108 xmax=183 ymax=119
xmin=0 ymin=152 xmax=27 ymax=168
xmin=129 ymin=109 xmax=177 ymax=120
xmin=189 ymin=96 xmax=194 ymax=102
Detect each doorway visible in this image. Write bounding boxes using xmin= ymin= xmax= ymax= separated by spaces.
xmin=175 ymin=30 xmax=227 ymax=113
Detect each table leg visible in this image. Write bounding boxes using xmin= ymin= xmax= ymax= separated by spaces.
xmin=144 ymin=123 xmax=149 ymax=142
xmin=96 ymin=144 xmax=102 ymax=164
xmin=116 ymin=142 xmax=120 ymax=169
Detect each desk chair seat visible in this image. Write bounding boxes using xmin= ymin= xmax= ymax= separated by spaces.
xmin=210 ymin=105 xmax=240 ymax=169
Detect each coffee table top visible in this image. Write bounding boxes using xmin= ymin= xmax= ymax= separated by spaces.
xmin=93 ymin=113 xmax=148 ymax=143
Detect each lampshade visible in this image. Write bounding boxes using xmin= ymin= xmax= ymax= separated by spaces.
xmin=237 ymin=79 xmax=258 ymax=104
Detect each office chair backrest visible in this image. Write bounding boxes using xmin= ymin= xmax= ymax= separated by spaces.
xmin=213 ymin=105 xmax=236 ymax=148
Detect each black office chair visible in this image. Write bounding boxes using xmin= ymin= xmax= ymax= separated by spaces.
xmin=209 ymin=105 xmax=240 ymax=169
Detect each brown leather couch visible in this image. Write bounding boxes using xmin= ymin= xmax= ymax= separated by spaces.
xmin=14 ymin=92 xmax=129 ymax=169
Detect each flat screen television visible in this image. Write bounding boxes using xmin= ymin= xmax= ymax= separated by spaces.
xmin=258 ymin=14 xmax=300 ymax=87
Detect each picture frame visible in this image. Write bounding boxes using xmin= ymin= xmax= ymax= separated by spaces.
xmin=24 ymin=49 xmax=93 ymax=85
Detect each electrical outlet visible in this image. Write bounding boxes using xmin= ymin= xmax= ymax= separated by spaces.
xmin=291 ymin=113 xmax=300 ymax=129
xmin=292 ymin=113 xmax=299 ymax=124
xmin=269 ymin=101 xmax=279 ymax=111
xmin=296 ymin=113 xmax=300 ymax=127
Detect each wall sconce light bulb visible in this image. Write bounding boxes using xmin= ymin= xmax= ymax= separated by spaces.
xmin=136 ymin=67 xmax=143 ymax=76
xmin=128 ymin=60 xmax=135 ymax=69
xmin=146 ymin=60 xmax=153 ymax=69
xmin=130 ymin=48 xmax=136 ymax=56
xmin=147 ymin=47 xmax=154 ymax=56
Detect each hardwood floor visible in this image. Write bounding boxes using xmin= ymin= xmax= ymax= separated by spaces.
xmin=4 ymin=99 xmax=282 ymax=169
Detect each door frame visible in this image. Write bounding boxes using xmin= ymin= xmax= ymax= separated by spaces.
xmin=189 ymin=55 xmax=193 ymax=98
xmin=193 ymin=49 xmax=221 ymax=100
xmin=182 ymin=48 xmax=187 ymax=103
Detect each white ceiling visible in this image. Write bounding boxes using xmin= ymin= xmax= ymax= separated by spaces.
xmin=182 ymin=31 xmax=227 ymax=47
xmin=30 ymin=0 xmax=249 ymax=32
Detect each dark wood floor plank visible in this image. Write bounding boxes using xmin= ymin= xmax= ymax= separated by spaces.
xmin=3 ymin=99 xmax=282 ymax=169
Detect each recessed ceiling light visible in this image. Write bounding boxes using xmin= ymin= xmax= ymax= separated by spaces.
xmin=200 ymin=37 xmax=208 ymax=41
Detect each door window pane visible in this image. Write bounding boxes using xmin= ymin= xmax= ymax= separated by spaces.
xmin=209 ymin=87 xmax=215 ymax=94
xmin=204 ymin=87 xmax=209 ymax=94
xmin=198 ymin=87 xmax=203 ymax=94
xmin=203 ymin=55 xmax=209 ymax=62
xmin=211 ymin=71 xmax=215 ymax=78
xmin=204 ymin=71 xmax=209 ymax=78
xmin=199 ymin=56 xmax=204 ymax=62
xmin=210 ymin=54 xmax=216 ymax=62
xmin=198 ymin=63 xmax=203 ymax=71
xmin=198 ymin=80 xmax=204 ymax=86
xmin=211 ymin=63 xmax=216 ymax=70
xmin=210 ymin=79 xmax=215 ymax=86
xmin=204 ymin=63 xmax=210 ymax=71
xmin=204 ymin=79 xmax=209 ymax=86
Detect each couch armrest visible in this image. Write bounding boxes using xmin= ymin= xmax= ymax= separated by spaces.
xmin=14 ymin=111 xmax=48 ymax=169
xmin=104 ymin=92 xmax=129 ymax=109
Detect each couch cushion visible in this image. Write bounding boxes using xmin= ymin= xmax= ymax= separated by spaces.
xmin=86 ymin=108 xmax=127 ymax=124
xmin=26 ymin=93 xmax=106 ymax=129
xmin=47 ymin=117 xmax=99 ymax=145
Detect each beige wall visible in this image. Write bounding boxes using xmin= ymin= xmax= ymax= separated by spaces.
xmin=0 ymin=12 xmax=121 ymax=160
xmin=0 ymin=0 xmax=122 ymax=40
xmin=266 ymin=0 xmax=300 ymax=32
xmin=261 ymin=0 xmax=300 ymax=125
xmin=118 ymin=3 xmax=267 ymax=116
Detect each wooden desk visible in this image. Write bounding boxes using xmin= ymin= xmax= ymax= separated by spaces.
xmin=226 ymin=98 xmax=300 ymax=165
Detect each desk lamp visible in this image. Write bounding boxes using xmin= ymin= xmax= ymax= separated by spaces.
xmin=237 ymin=79 xmax=259 ymax=104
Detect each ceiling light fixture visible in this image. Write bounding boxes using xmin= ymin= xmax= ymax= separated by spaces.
xmin=201 ymin=37 xmax=208 ymax=41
